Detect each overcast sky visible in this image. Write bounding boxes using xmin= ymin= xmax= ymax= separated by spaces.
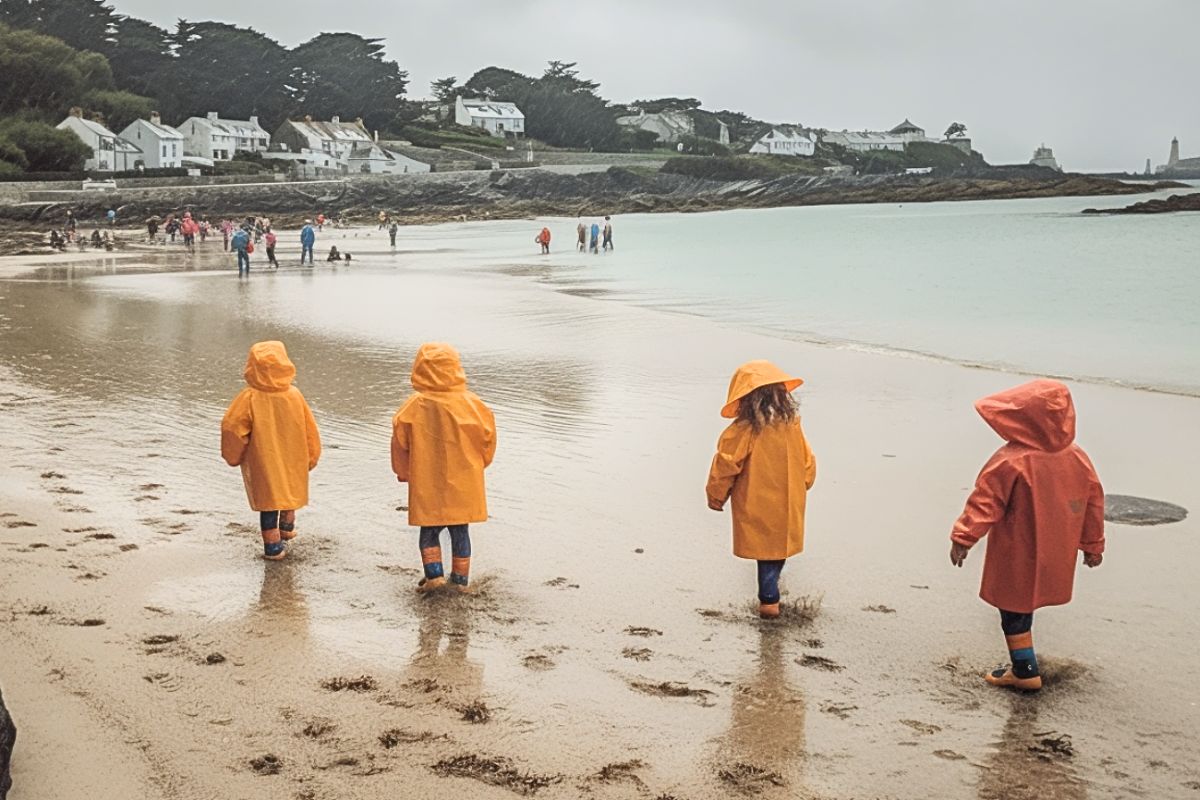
xmin=116 ymin=0 xmax=1197 ymax=172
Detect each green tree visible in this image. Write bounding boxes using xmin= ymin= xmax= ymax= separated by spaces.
xmin=631 ymin=97 xmax=702 ymax=114
xmin=162 ymin=21 xmax=292 ymax=128
xmin=288 ymin=33 xmax=408 ymax=130
xmin=430 ymin=76 xmax=459 ymax=102
xmin=0 ymin=0 xmax=118 ymax=56
xmin=462 ymin=66 xmax=531 ymax=100
xmin=83 ymin=88 xmax=154 ymax=132
xmin=0 ymin=23 xmax=113 ymax=118
xmin=105 ymin=16 xmax=171 ymax=98
xmin=0 ymin=119 xmax=91 ymax=171
xmin=944 ymin=121 xmax=967 ymax=139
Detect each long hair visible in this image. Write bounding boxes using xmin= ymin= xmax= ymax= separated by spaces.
xmin=736 ymin=383 xmax=798 ymax=432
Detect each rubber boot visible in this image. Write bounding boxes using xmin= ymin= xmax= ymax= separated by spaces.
xmin=262 ymin=528 xmax=286 ymax=561
xmin=450 ymin=556 xmax=472 ymax=594
xmin=759 ymin=602 xmax=781 ymax=619
xmin=418 ymin=545 xmax=446 ymax=593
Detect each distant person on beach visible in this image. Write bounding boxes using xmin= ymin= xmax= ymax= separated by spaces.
xmin=536 ymin=226 xmax=551 ymax=254
xmin=378 ymin=211 xmax=388 ymax=230
xmin=90 ymin=228 xmax=102 ymax=249
xmin=221 ymin=341 xmax=321 ymax=561
xmin=391 ymin=343 xmax=496 ymax=594
xmin=602 ymin=216 xmax=614 ymax=251
xmin=199 ymin=218 xmax=209 ymax=242
xmin=706 ymin=361 xmax=817 ymax=619
xmin=576 ymin=219 xmax=586 ymax=252
xmin=48 ymin=229 xmax=65 ymax=251
xmin=231 ymin=226 xmax=251 ymax=275
xmin=145 ymin=217 xmax=159 ymax=242
xmin=949 ymin=379 xmax=1104 ymax=692
xmin=221 ymin=219 xmax=232 ymax=251
xmin=388 ymin=221 xmax=398 ymax=247
xmin=106 ymin=208 xmax=115 ymax=227
xmin=300 ymin=220 xmax=316 ymax=266
xmin=316 ymin=213 xmax=326 ymax=232
xmin=265 ymin=229 xmax=278 ymax=268
xmin=181 ymin=215 xmax=198 ymax=252
xmin=589 ymin=221 xmax=600 ymax=253
xmin=326 ymin=245 xmax=342 ymax=262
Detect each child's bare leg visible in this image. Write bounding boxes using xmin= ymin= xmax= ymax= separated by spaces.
xmin=986 ymin=610 xmax=1041 ymax=690
xmin=448 ymin=525 xmax=472 ymax=592
xmin=260 ymin=511 xmax=286 ymax=560
xmin=756 ymin=559 xmax=785 ymax=619
xmin=279 ymin=510 xmax=297 ymax=540
xmin=417 ymin=526 xmax=447 ymax=592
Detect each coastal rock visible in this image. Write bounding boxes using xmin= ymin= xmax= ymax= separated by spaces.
xmin=0 ymin=685 xmax=14 ymax=800
xmin=1104 ymin=495 xmax=1188 ymax=526
xmin=1083 ymin=192 xmax=1200 ymax=215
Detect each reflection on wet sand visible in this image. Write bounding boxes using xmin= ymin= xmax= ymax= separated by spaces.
xmin=716 ymin=627 xmax=807 ymax=795
xmin=404 ymin=594 xmax=484 ymax=712
xmin=976 ymin=697 xmax=1086 ymax=800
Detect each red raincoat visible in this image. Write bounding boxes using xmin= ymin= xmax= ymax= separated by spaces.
xmin=951 ymin=380 xmax=1105 ymax=613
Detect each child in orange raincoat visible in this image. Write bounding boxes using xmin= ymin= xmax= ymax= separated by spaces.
xmin=950 ymin=379 xmax=1104 ymax=691
xmin=391 ymin=343 xmax=496 ymax=593
xmin=535 ymin=227 xmax=551 ymax=254
xmin=706 ymin=361 xmax=817 ymax=618
xmin=221 ymin=341 xmax=322 ymax=560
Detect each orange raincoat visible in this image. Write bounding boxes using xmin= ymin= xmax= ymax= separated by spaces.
xmin=391 ymin=343 xmax=496 ymax=526
xmin=951 ymin=380 xmax=1104 ymax=613
xmin=706 ymin=361 xmax=817 ymax=560
xmin=221 ymin=342 xmax=321 ymax=511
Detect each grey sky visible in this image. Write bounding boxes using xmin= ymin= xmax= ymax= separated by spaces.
xmin=117 ymin=0 xmax=1197 ymax=172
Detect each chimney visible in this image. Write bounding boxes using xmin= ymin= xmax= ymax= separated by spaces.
xmin=374 ymin=129 xmax=379 ymax=143
xmin=69 ymin=106 xmax=83 ymax=118
xmin=207 ymin=111 xmax=218 ymax=122
xmin=355 ymin=116 xmax=363 ymax=127
xmin=331 ymin=115 xmax=340 ymax=125
xmin=249 ymin=115 xmax=259 ymax=127
xmin=304 ymin=114 xmax=313 ymax=123
xmin=150 ymin=111 xmax=162 ymax=126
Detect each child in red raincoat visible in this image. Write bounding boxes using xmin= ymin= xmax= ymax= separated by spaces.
xmin=535 ymin=227 xmax=551 ymax=254
xmin=950 ymin=379 xmax=1105 ymax=691
xmin=706 ymin=361 xmax=817 ymax=619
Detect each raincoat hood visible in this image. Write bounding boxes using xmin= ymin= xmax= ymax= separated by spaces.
xmin=411 ymin=342 xmax=467 ymax=392
xmin=243 ymin=341 xmax=296 ymax=393
xmin=975 ymin=379 xmax=1076 ymax=452
xmin=721 ymin=360 xmax=804 ymax=418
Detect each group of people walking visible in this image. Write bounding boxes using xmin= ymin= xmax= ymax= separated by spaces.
xmin=221 ymin=339 xmax=1105 ymax=694
xmin=536 ymin=217 xmax=615 ymax=255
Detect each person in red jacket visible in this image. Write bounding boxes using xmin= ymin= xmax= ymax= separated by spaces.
xmin=535 ymin=227 xmax=551 ymax=255
xmin=949 ymin=379 xmax=1105 ymax=691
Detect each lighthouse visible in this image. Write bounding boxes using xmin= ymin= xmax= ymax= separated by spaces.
xmin=1169 ymin=137 xmax=1180 ymax=168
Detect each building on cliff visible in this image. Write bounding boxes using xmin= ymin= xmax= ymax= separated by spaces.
xmin=1030 ymin=144 xmax=1062 ymax=171
xmin=455 ymin=97 xmax=525 ymax=138
xmin=821 ymin=119 xmax=933 ymax=152
xmin=269 ymin=116 xmax=430 ymax=176
xmin=181 ymin=113 xmax=270 ymax=161
xmin=57 ymin=108 xmax=142 ymax=172
xmin=118 ymin=113 xmax=184 ymax=170
xmin=749 ymin=126 xmax=815 ymax=156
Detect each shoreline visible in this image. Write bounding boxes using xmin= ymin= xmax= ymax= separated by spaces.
xmin=0 ymin=249 xmax=1198 ymax=799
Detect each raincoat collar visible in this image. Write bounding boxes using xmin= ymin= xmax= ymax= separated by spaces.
xmin=722 ymin=360 xmax=804 ymax=418
xmin=411 ymin=342 xmax=467 ymax=393
xmin=975 ymin=379 xmax=1076 ymax=452
xmin=244 ymin=341 xmax=296 ymax=393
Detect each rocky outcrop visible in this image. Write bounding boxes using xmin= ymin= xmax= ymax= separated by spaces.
xmin=0 ymin=685 xmax=14 ymax=800
xmin=0 ymin=168 xmax=1159 ymax=229
xmin=1083 ymin=192 xmax=1200 ymax=215
xmin=1105 ymin=495 xmax=1188 ymax=526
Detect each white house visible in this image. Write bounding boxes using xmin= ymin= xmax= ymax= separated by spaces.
xmin=272 ymin=116 xmax=373 ymax=161
xmin=347 ymin=143 xmax=431 ymax=175
xmin=454 ymin=97 xmax=525 ymax=138
xmin=56 ymin=109 xmax=142 ymax=172
xmin=616 ymin=110 xmax=693 ymax=144
xmin=268 ymin=116 xmax=431 ymax=175
xmin=749 ymin=126 xmax=815 ymax=156
xmin=821 ymin=119 xmax=931 ymax=153
xmin=181 ymin=112 xmax=270 ymax=160
xmin=118 ymin=112 xmax=184 ymax=169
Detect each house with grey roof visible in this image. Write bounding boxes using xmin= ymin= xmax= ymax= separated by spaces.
xmin=119 ymin=112 xmax=184 ymax=169
xmin=57 ymin=109 xmax=142 ymax=172
xmin=821 ymin=119 xmax=932 ymax=153
xmin=269 ymin=116 xmax=431 ymax=175
xmin=749 ymin=125 xmax=815 ymax=156
xmin=180 ymin=112 xmax=270 ymax=161
xmin=455 ymin=97 xmax=525 ymax=138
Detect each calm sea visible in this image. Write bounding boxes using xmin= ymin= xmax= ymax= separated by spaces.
xmin=447 ymin=182 xmax=1200 ymax=395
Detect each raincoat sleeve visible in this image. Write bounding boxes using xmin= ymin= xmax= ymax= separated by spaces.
xmin=802 ymin=425 xmax=817 ymax=490
xmin=220 ymin=391 xmax=252 ymax=467
xmin=951 ymin=451 xmax=1017 ymax=548
xmin=303 ymin=399 xmax=321 ymax=470
xmin=1080 ymin=458 xmax=1105 ymax=555
xmin=706 ymin=423 xmax=753 ymax=508
xmin=478 ymin=399 xmax=497 ymax=468
xmin=390 ymin=413 xmax=411 ymax=483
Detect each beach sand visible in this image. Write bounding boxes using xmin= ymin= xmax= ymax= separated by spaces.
xmin=0 ymin=229 xmax=1197 ymax=799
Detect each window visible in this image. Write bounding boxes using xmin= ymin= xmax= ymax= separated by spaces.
xmin=162 ymin=145 xmax=168 ymax=157
xmin=172 ymin=143 xmax=177 ymax=157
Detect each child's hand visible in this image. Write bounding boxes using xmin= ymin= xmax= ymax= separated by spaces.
xmin=707 ymin=498 xmax=724 ymax=511
xmin=1083 ymin=552 xmax=1103 ymax=568
xmin=950 ymin=542 xmax=970 ymax=567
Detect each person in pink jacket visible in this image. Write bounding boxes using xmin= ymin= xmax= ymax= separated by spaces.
xmin=950 ymin=379 xmax=1105 ymax=691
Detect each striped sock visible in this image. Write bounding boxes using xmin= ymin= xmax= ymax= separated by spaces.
xmin=421 ymin=546 xmax=444 ymax=580
xmin=450 ymin=556 xmax=471 ymax=586
xmin=1006 ymin=632 xmax=1039 ymax=679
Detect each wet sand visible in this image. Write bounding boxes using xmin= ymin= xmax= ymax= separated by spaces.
xmin=1 ymin=227 xmax=1198 ymax=799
